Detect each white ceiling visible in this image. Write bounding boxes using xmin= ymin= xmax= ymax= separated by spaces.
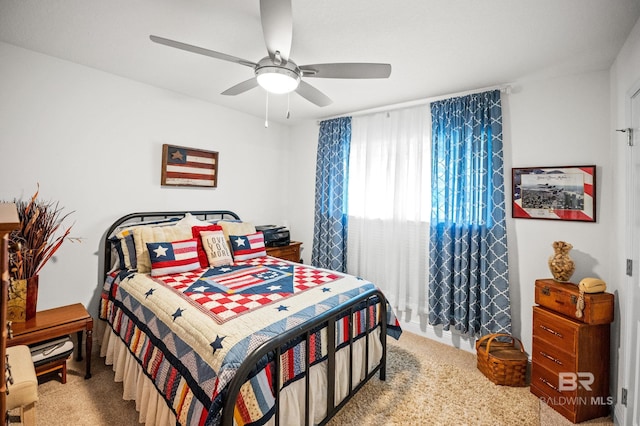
xmin=1 ymin=0 xmax=639 ymax=125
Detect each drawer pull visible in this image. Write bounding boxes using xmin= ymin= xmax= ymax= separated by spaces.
xmin=539 ymin=377 xmax=559 ymax=392
xmin=539 ymin=324 xmax=563 ymax=338
xmin=540 ymin=351 xmax=563 ymax=365
xmin=542 ymin=286 xmax=550 ymax=296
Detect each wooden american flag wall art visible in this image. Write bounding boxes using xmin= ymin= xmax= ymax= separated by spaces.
xmin=161 ymin=144 xmax=218 ymax=187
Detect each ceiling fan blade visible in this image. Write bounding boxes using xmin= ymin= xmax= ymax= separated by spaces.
xmin=150 ymin=35 xmax=257 ymax=68
xmin=296 ymin=80 xmax=332 ymax=107
xmin=300 ymin=63 xmax=392 ymax=79
xmin=221 ymin=78 xmax=259 ymax=96
xmin=260 ymin=0 xmax=293 ymax=62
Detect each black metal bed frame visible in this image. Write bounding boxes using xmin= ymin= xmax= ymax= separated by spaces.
xmin=102 ymin=210 xmax=388 ymax=426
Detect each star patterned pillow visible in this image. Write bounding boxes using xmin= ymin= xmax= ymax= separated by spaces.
xmin=146 ymin=238 xmax=201 ymax=277
xmin=229 ymin=232 xmax=267 ymax=261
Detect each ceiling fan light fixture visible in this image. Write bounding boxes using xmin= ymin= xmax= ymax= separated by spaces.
xmin=256 ymin=66 xmax=300 ymax=94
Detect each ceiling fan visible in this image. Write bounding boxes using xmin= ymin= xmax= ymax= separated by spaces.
xmin=150 ymin=0 xmax=391 ymax=107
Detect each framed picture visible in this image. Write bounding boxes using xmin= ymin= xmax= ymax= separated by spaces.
xmin=512 ymin=165 xmax=596 ymax=222
xmin=161 ymin=144 xmax=218 ymax=188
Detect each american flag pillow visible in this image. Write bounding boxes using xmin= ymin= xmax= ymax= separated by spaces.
xmin=229 ymin=232 xmax=267 ymax=261
xmin=146 ymin=238 xmax=201 ymax=277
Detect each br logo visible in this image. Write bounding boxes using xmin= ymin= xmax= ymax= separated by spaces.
xmin=558 ymin=372 xmax=594 ymax=391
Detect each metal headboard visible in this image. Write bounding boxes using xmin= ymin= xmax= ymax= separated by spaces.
xmin=102 ymin=210 xmax=240 ymax=282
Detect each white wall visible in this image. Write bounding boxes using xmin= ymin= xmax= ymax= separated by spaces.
xmin=507 ymin=71 xmax=612 ymax=349
xmin=0 ymin=41 xmax=292 ymax=317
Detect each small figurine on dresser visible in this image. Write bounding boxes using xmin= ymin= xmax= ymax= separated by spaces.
xmin=548 ymin=240 xmax=575 ymax=282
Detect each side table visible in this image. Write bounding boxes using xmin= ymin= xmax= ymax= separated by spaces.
xmin=7 ymin=303 xmax=93 ymax=379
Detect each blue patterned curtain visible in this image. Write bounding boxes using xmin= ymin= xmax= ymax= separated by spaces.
xmin=312 ymin=117 xmax=351 ymax=272
xmin=428 ymin=90 xmax=511 ymax=336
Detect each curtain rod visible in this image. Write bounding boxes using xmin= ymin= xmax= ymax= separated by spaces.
xmin=318 ymin=83 xmax=513 ymax=124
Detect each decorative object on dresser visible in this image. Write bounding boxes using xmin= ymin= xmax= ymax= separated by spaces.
xmin=265 ymin=241 xmax=302 ymax=263
xmin=530 ymin=278 xmax=614 ymax=423
xmin=548 ymin=240 xmax=576 ymax=282
xmin=4 ymin=187 xmax=75 ymax=321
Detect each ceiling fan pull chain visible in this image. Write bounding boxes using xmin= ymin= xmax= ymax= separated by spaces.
xmin=265 ymin=92 xmax=269 ymax=128
xmin=286 ymin=93 xmax=291 ymax=119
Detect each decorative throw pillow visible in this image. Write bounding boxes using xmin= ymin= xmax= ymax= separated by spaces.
xmin=133 ymin=224 xmax=194 ymax=273
xmin=200 ymin=230 xmax=234 ymax=267
xmin=229 ymin=232 xmax=267 ymax=261
xmin=191 ymin=225 xmax=223 ymax=268
xmin=146 ymin=238 xmax=201 ymax=277
xmin=109 ymin=233 xmax=137 ymax=271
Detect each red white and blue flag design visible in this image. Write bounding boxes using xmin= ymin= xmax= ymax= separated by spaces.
xmin=147 ymin=239 xmax=201 ymax=276
xmin=162 ymin=144 xmax=218 ymax=187
xmin=230 ymin=232 xmax=266 ymax=261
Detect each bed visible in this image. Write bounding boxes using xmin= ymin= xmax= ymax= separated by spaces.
xmin=98 ymin=210 xmax=401 ymax=426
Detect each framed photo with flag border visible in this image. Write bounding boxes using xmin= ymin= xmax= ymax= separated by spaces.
xmin=161 ymin=144 xmax=218 ymax=188
xmin=512 ymin=165 xmax=596 ymax=222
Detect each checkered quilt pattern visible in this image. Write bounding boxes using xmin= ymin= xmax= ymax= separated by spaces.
xmin=100 ymin=256 xmax=401 ymax=426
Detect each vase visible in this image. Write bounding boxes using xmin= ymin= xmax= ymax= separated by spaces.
xmin=7 ymin=275 xmax=39 ymax=322
xmin=548 ymin=241 xmax=575 ymax=282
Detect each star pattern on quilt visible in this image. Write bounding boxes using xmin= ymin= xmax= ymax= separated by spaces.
xmin=210 ymin=335 xmax=225 ymax=354
xmin=322 ymin=288 xmax=331 ymax=292
xmin=145 ymin=288 xmax=155 ymax=298
xmin=172 ymin=307 xmax=185 ymax=321
xmin=276 ymin=305 xmax=288 ymax=312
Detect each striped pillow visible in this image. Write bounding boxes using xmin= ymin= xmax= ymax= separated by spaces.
xmin=229 ymin=232 xmax=266 ymax=261
xmin=146 ymin=238 xmax=201 ymax=277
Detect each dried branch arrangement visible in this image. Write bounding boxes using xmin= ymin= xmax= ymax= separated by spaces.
xmin=7 ymin=186 xmax=76 ymax=280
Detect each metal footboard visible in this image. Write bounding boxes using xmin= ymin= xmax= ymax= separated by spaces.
xmin=222 ymin=287 xmax=388 ymax=426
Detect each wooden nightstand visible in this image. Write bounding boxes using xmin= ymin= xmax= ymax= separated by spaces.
xmin=266 ymin=241 xmax=302 ymax=263
xmin=7 ymin=303 xmax=93 ymax=380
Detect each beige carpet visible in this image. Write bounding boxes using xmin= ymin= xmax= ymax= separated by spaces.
xmin=33 ymin=331 xmax=614 ymax=425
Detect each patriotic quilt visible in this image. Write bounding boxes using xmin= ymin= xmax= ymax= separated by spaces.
xmin=100 ymin=256 xmax=401 ymax=426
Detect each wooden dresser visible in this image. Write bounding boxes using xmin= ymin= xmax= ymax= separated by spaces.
xmin=0 ymin=204 xmax=20 ymax=421
xmin=530 ymin=279 xmax=614 ymax=423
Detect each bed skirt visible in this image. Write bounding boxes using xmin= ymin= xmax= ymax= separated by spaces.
xmin=100 ymin=322 xmax=382 ymax=425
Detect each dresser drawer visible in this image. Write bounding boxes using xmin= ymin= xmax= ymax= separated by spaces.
xmin=530 ymin=363 xmax=579 ymax=423
xmin=533 ymin=306 xmax=578 ymax=352
xmin=532 ymin=336 xmax=575 ymax=374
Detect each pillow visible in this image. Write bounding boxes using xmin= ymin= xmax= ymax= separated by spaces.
xmin=133 ymin=224 xmax=195 ymax=273
xmin=146 ymin=238 xmax=201 ymax=277
xmin=191 ymin=224 xmax=223 ymax=268
xmin=218 ymin=220 xmax=256 ymax=245
xmin=176 ymin=213 xmax=210 ymax=228
xmin=229 ymin=232 xmax=267 ymax=261
xmin=112 ymin=217 xmax=180 ymax=270
xmin=200 ymin=230 xmax=234 ymax=267
xmin=109 ymin=234 xmax=137 ymax=271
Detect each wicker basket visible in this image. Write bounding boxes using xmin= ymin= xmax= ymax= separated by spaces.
xmin=475 ymin=333 xmax=528 ymax=386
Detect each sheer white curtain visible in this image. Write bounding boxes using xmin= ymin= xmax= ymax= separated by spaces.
xmin=347 ymin=105 xmax=431 ymax=316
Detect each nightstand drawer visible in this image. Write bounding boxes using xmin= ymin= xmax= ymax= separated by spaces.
xmin=532 ymin=336 xmax=575 ymax=374
xmin=265 ymin=241 xmax=302 ymax=262
xmin=533 ymin=306 xmax=578 ymax=352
